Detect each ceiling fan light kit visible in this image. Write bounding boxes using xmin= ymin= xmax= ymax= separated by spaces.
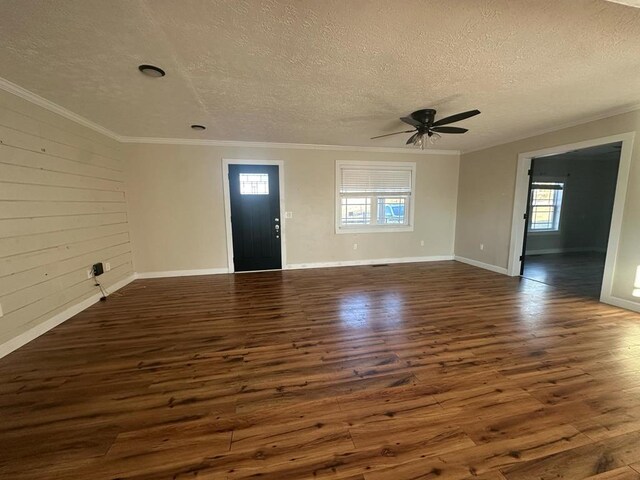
xmin=371 ymin=108 xmax=481 ymax=149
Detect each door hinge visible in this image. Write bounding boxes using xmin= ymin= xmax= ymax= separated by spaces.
xmin=519 ymin=255 xmax=524 ymax=261
xmin=523 ymin=212 xmax=528 ymax=220
xmin=527 ymin=169 xmax=532 ymax=176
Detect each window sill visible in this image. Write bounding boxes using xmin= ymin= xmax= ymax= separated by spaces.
xmin=529 ymin=230 xmax=561 ymax=236
xmin=336 ymin=225 xmax=414 ymax=234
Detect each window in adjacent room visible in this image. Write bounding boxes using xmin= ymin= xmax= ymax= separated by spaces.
xmin=529 ymin=181 xmax=564 ymax=232
xmin=336 ymin=161 xmax=416 ymax=233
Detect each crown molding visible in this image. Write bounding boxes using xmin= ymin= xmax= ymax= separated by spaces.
xmin=0 ymin=76 xmax=459 ymax=155
xmin=0 ymin=76 xmax=460 ymax=155
xmin=0 ymin=76 xmax=124 ymax=142
xmin=462 ymin=103 xmax=640 ymax=155
xmin=605 ymin=0 xmax=640 ymax=8
xmin=7 ymin=74 xmax=638 ymax=158
xmin=120 ymin=136 xmax=460 ymax=155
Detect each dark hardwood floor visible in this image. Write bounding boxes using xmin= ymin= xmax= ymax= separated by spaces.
xmin=2 ymin=261 xmax=640 ymax=479
xmin=522 ymin=251 xmax=607 ymax=299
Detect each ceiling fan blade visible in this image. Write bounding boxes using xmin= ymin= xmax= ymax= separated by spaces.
xmin=371 ymin=129 xmax=415 ymax=140
xmin=400 ymin=116 xmax=423 ymax=128
xmin=432 ymin=109 xmax=481 ymax=127
xmin=430 ymin=126 xmax=468 ymax=134
xmin=406 ymin=132 xmax=419 ymax=145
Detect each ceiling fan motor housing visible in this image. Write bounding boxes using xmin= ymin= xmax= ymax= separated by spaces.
xmin=412 ymin=109 xmax=437 ymax=125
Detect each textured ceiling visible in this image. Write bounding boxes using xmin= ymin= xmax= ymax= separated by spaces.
xmin=2 ymin=0 xmax=640 ymax=151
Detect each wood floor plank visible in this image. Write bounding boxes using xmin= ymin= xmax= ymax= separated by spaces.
xmin=501 ymin=429 xmax=640 ymax=479
xmin=1 ymin=261 xmax=640 ymax=478
xmin=366 ymin=425 xmax=590 ymax=479
xmin=584 ymin=466 xmax=640 ymax=479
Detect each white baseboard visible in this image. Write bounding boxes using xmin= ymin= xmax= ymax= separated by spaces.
xmin=0 ymin=274 xmax=136 ymax=359
xmin=135 ymin=268 xmax=229 ymax=279
xmin=136 ymin=258 xmax=455 ymax=276
xmin=454 ymin=256 xmax=508 ymax=275
xmin=285 ymin=255 xmax=454 ymax=270
xmin=601 ymin=295 xmax=640 ymax=314
xmin=526 ymin=247 xmax=607 ymax=255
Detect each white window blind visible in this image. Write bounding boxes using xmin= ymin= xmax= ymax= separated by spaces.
xmin=532 ymin=181 xmax=563 ymax=190
xmin=340 ymin=168 xmax=413 ymax=195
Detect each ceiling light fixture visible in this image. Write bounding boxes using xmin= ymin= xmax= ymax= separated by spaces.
xmin=138 ymin=64 xmax=165 ymax=77
xmin=370 ymin=108 xmax=479 ymax=149
xmin=412 ymin=132 xmax=441 ymax=150
xmin=191 ymin=124 xmax=206 ymax=131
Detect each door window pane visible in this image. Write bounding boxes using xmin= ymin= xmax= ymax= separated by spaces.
xmin=239 ymin=173 xmax=269 ymax=195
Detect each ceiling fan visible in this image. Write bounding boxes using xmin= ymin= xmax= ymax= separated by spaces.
xmin=371 ymin=108 xmax=481 ymax=149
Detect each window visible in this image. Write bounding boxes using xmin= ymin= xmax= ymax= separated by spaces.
xmin=239 ymin=173 xmax=269 ymax=195
xmin=336 ymin=161 xmax=415 ymax=233
xmin=529 ymin=181 xmax=564 ymax=232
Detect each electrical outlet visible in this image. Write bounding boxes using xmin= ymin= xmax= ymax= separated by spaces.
xmin=420 ymin=240 xmax=425 ymax=247
xmin=285 ymin=211 xmax=293 ymax=219
xmin=87 ymin=269 xmax=93 ymax=279
xmin=105 ymin=262 xmax=111 ymax=272
xmin=353 ymin=243 xmax=358 ymax=250
xmin=480 ymin=244 xmax=484 ymax=251
xmin=92 ymin=263 xmax=104 ymax=277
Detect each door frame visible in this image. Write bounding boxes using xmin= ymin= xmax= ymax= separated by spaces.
xmin=222 ymin=159 xmax=286 ymax=273
xmin=507 ymin=132 xmax=635 ymax=303
xmin=519 ymin=157 xmax=537 ymax=275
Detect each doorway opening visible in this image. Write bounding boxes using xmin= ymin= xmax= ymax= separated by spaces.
xmin=222 ymin=160 xmax=285 ymax=273
xmin=520 ymin=143 xmax=621 ymax=298
xmin=507 ymin=132 xmax=634 ymax=305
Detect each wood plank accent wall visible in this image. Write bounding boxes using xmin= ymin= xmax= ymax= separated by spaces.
xmin=0 ymin=90 xmax=133 ymax=346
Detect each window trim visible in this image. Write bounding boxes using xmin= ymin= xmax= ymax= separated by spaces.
xmin=335 ymin=160 xmax=416 ymax=234
xmin=528 ymin=179 xmax=565 ymax=234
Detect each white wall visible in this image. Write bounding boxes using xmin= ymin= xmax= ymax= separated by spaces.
xmin=124 ymin=143 xmax=460 ymax=273
xmin=0 ymin=90 xmax=134 ymax=350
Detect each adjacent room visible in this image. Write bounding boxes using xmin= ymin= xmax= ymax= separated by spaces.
xmin=521 ymin=142 xmax=621 ymax=298
xmin=2 ymin=1 xmax=640 ymax=479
